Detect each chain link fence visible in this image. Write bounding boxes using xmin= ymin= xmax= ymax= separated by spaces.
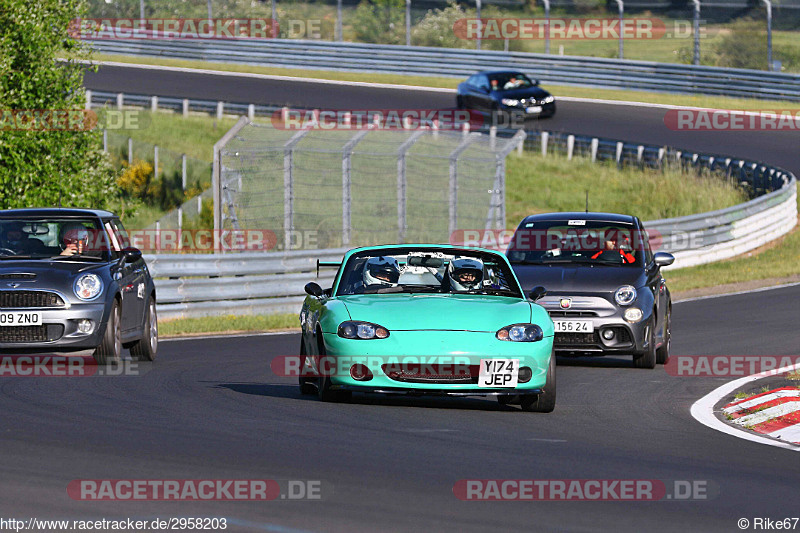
xmin=216 ymin=120 xmax=525 ymax=250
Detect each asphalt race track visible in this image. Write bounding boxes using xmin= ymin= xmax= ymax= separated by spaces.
xmin=2 ymin=64 xmax=796 ymax=532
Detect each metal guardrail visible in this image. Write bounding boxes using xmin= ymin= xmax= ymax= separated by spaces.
xmin=90 ymin=38 xmax=800 ymax=101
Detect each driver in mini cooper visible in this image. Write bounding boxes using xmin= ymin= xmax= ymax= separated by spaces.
xmin=59 ymin=222 xmax=91 ymax=256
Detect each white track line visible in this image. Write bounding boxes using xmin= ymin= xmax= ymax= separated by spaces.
xmin=690 ymin=360 xmax=800 ymax=452
xmin=724 ymin=390 xmax=800 ymax=414
xmin=674 ymin=282 xmax=800 ymax=304
xmin=768 ymin=423 xmax=800 ymax=442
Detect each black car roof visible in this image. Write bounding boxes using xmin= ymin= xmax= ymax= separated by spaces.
xmin=0 ymin=208 xmax=115 ymax=219
xmin=519 ymin=212 xmax=637 ymax=225
xmin=475 ymin=70 xmax=525 ymax=76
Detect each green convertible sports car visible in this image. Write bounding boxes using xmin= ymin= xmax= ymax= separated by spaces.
xmin=298 ymin=244 xmax=556 ymax=412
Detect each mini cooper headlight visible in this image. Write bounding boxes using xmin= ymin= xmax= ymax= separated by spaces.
xmin=501 ymin=98 xmax=520 ymax=107
xmin=338 ymin=321 xmax=390 ymax=340
xmin=74 ymin=273 xmax=103 ymax=301
xmin=496 ymin=324 xmax=543 ymax=342
xmin=614 ymin=285 xmax=637 ymax=306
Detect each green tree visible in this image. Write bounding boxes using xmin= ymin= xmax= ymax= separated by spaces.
xmin=0 ymin=0 xmax=119 ymax=209
xmin=351 ymin=0 xmax=405 ymax=45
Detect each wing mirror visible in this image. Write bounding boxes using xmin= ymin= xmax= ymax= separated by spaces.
xmin=529 ymin=286 xmax=547 ymax=301
xmin=122 ymin=247 xmax=142 ymax=263
xmin=305 ymin=282 xmax=324 ymax=298
xmin=653 ymin=252 xmax=675 ymax=267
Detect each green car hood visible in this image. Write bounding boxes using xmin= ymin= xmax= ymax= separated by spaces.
xmin=338 ymin=294 xmax=534 ymax=332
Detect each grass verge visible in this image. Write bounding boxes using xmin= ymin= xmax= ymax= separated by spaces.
xmin=160 ymin=313 xmax=298 ymax=337
xmin=89 ymin=53 xmax=800 ymax=112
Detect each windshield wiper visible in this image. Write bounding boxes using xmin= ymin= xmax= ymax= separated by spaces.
xmin=509 ymin=259 xmax=545 ymax=265
xmin=398 ymin=284 xmax=441 ymax=293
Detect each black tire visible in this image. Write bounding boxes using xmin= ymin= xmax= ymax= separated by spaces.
xmin=298 ymin=337 xmax=316 ymax=396
xmin=93 ymin=300 xmax=121 ymax=365
xmin=633 ymin=320 xmax=657 ymax=369
xmin=130 ymin=297 xmax=157 ymax=361
xmin=315 ymin=336 xmax=351 ymax=403
xmin=520 ymin=352 xmax=556 ymax=413
xmin=656 ymin=308 xmax=671 ymax=365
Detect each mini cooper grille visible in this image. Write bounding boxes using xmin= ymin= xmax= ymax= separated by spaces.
xmin=0 ymin=325 xmax=64 ymax=343
xmin=381 ymin=364 xmax=480 ymax=384
xmin=0 ymin=274 xmax=36 ymax=280
xmin=555 ymin=331 xmax=599 ymax=345
xmin=0 ymin=291 xmax=65 ymax=308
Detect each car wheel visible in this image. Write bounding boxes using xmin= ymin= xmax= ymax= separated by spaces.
xmin=93 ymin=300 xmax=121 ymax=365
xmin=456 ymin=95 xmax=465 ymax=109
xmin=316 ymin=338 xmax=351 ymax=403
xmin=520 ymin=352 xmax=556 ymax=413
xmin=656 ymin=308 xmax=671 ymax=365
xmin=633 ymin=320 xmax=657 ymax=369
xmin=298 ymin=337 xmax=316 ymax=396
xmin=130 ymin=298 xmax=158 ymax=361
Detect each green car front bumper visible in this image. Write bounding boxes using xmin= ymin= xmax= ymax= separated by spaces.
xmin=320 ymin=330 xmax=553 ymax=395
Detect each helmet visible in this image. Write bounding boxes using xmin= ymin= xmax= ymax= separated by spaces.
xmin=363 ymin=256 xmax=400 ymax=286
xmin=2 ymin=222 xmax=26 ymax=247
xmin=448 ymin=257 xmax=484 ymax=291
xmin=59 ymin=222 xmax=90 ymax=248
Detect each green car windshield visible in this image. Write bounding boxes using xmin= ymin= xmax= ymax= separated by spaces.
xmin=336 ymin=249 xmax=523 ymax=298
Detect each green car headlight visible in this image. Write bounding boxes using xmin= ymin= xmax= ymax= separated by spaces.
xmin=338 ymin=321 xmax=390 ymax=340
xmin=496 ymin=324 xmax=543 ymax=342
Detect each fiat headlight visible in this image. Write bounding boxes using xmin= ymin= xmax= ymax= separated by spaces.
xmin=74 ymin=273 xmax=103 ymax=301
xmin=624 ymin=308 xmax=643 ymax=323
xmin=614 ymin=285 xmax=637 ymax=306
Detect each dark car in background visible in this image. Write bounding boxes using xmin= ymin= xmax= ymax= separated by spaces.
xmin=506 ymin=212 xmax=674 ymax=369
xmin=0 ymin=208 xmax=157 ymax=364
xmin=456 ymin=70 xmax=556 ymax=123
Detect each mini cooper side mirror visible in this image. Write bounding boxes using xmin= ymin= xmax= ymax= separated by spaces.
xmin=529 ymin=286 xmax=547 ymax=301
xmin=123 ymin=247 xmax=142 ymax=263
xmin=653 ymin=252 xmax=675 ymax=267
xmin=305 ymin=282 xmax=324 ymax=298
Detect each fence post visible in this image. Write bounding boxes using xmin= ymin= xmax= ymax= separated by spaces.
xmin=181 ymin=154 xmax=187 ymax=190
xmin=177 ymin=207 xmax=183 ymax=233
xmin=216 ymin=101 xmax=224 ymax=120
xmin=213 ymin=116 xmax=250 ymax=252
xmin=154 ymin=145 xmax=159 ymax=180
xmin=616 ymin=141 xmax=624 ymax=165
xmin=590 ymin=138 xmax=598 ymax=162
xmin=342 ymin=128 xmax=372 ymax=246
xmin=116 ymin=93 xmax=124 ymax=110
xmin=151 ymin=95 xmax=158 ymax=113
xmin=283 ymin=126 xmax=314 ymax=249
xmin=567 ymin=135 xmax=575 ymax=160
xmin=128 ymin=137 xmax=133 ymax=166
xmin=85 ymin=90 xmax=92 ymax=110
xmin=449 ymin=133 xmax=479 ymax=236
xmin=541 ymin=132 xmax=549 ymax=157
xmin=182 ymin=99 xmax=189 ymax=117
xmin=396 ymin=129 xmax=427 ymax=243
xmin=248 ymin=104 xmax=255 ymax=121
xmin=489 ymin=126 xmax=497 ymax=150
xmin=102 ymin=129 xmax=107 ymax=153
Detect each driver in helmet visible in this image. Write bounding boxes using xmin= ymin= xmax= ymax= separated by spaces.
xmin=1 ymin=222 xmax=29 ymax=253
xmin=447 ymin=257 xmax=484 ymax=292
xmin=362 ymin=256 xmax=401 ymax=287
xmin=59 ymin=222 xmax=90 ymax=256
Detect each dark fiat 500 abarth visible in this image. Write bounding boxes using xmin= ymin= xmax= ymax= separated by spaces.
xmin=506 ymin=212 xmax=674 ymax=369
xmin=0 ymin=208 xmax=157 ymax=364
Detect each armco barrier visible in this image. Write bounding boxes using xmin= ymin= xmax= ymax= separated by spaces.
xmin=88 ymin=39 xmax=800 ymax=101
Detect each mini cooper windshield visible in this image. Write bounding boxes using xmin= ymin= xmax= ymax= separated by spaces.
xmin=506 ymin=220 xmax=646 ymax=268
xmin=0 ymin=218 xmax=109 ymax=261
xmin=336 ymin=249 xmax=523 ymax=298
